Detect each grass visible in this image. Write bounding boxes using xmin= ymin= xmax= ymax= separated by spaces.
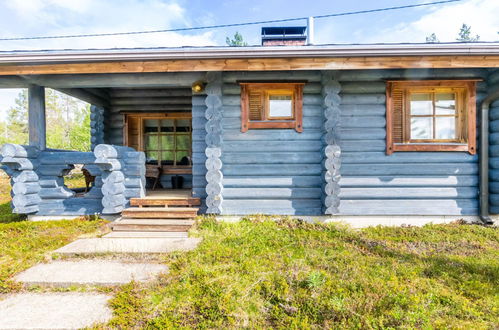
xmin=107 ymin=216 xmax=499 ymax=329
xmin=0 ymin=173 xmax=107 ymax=293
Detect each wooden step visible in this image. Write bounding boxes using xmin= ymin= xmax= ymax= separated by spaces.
xmin=104 ymin=231 xmax=189 ymax=238
xmin=111 ymin=219 xmax=195 ymax=232
xmin=121 ymin=207 xmax=198 ymax=219
xmin=130 ymin=197 xmax=201 ymax=207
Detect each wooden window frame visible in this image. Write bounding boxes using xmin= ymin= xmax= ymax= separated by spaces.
xmin=386 ymin=80 xmax=478 ymax=155
xmin=240 ymin=82 xmax=304 ymax=132
xmin=123 ymin=112 xmax=192 ymax=174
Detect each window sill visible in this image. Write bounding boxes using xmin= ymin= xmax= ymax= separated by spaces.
xmin=388 ymin=143 xmax=474 ymax=154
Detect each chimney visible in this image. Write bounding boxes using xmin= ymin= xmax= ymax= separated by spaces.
xmin=261 ymin=26 xmax=307 ymax=46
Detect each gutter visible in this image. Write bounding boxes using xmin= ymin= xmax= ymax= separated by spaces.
xmin=479 ymin=88 xmax=499 ymax=224
xmin=0 ymin=42 xmax=498 ymax=65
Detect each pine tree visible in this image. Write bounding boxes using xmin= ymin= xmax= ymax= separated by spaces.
xmin=226 ymin=32 xmax=248 ymax=46
xmin=456 ymin=24 xmax=480 ymax=42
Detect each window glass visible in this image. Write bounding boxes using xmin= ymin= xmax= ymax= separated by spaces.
xmin=144 ymin=119 xmax=159 ymax=133
xmin=176 ymin=119 xmax=191 ymax=132
xmin=146 ymin=135 xmax=159 ymax=149
xmin=411 ymin=117 xmax=433 ymax=139
xmin=268 ymin=94 xmax=293 ymax=118
xmin=435 ymin=93 xmax=456 ymax=115
xmin=146 ymin=151 xmax=158 ymax=163
xmin=176 ymin=151 xmax=190 ymax=165
xmin=176 ymin=134 xmax=190 ymax=150
xmin=160 ymin=135 xmax=174 ymax=150
xmin=435 ymin=117 xmax=456 ymax=139
xmin=160 ymin=119 xmax=174 ymax=132
xmin=161 ymin=151 xmax=174 ymax=165
xmin=410 ymin=93 xmax=432 ymax=115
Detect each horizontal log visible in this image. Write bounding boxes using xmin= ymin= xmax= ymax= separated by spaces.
xmin=223 ymin=71 xmax=322 ymax=82
xmin=340 ymin=175 xmax=478 ymax=187
xmin=11 ymin=170 xmax=38 ymax=183
xmin=341 ymin=94 xmax=385 ymax=105
xmin=222 ymin=152 xmax=323 ymax=164
xmin=223 ymin=140 xmax=323 ymax=152
xmin=39 ymin=188 xmax=75 ymax=199
xmin=13 ymin=205 xmax=38 ymax=214
xmin=340 ymin=104 xmax=386 ymax=116
xmin=340 ymin=187 xmax=477 ymax=199
xmin=339 ymin=140 xmax=386 ymax=152
xmin=111 ymin=97 xmax=191 ymax=106
xmin=342 ymin=163 xmax=477 ymax=176
xmin=340 ymin=116 xmax=385 ymax=128
xmin=94 ymin=144 xmax=134 ymax=159
xmin=222 ymin=105 xmax=324 ymax=118
xmin=55 ymin=88 xmax=110 ymax=108
xmin=12 ymin=194 xmax=42 ymax=207
xmin=342 ymin=151 xmax=477 ymax=164
xmin=337 ymin=68 xmax=487 ymax=82
xmin=340 ymin=128 xmax=386 ymax=140
xmin=110 ymin=88 xmax=192 ymax=98
xmin=18 ymin=72 xmax=205 ymax=88
xmin=112 ymin=105 xmax=192 ymax=112
xmin=1 ymin=144 xmax=39 ymax=158
xmin=223 ymin=175 xmax=322 ymax=188
xmin=223 ymin=187 xmax=322 ymax=199
xmin=222 ymin=116 xmax=323 ymax=130
xmin=1 ymin=157 xmax=38 ymax=170
xmin=340 ymin=81 xmax=386 ymax=94
xmin=38 ymin=151 xmax=96 ymax=165
xmin=339 ymin=199 xmax=477 ymax=215
xmin=223 ymin=164 xmax=322 ymax=176
xmin=223 ymin=129 xmax=323 ymax=141
xmin=12 ymin=182 xmax=40 ymax=195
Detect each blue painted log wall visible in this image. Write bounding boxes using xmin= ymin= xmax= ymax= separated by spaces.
xmin=220 ymin=72 xmax=324 ymax=215
xmin=487 ymin=69 xmax=499 ymax=214
xmin=337 ymin=69 xmax=488 ymax=215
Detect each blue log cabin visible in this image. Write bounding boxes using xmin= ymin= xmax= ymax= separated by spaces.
xmin=1 ymin=32 xmax=499 ymax=225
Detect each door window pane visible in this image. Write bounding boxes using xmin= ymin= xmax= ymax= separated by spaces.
xmin=411 ymin=117 xmax=432 ymax=139
xmin=268 ymin=94 xmax=293 ymax=118
xmin=160 ymin=135 xmax=174 ymax=150
xmin=176 ymin=134 xmax=190 ymax=150
xmin=146 ymin=151 xmax=159 ymax=163
xmin=161 ymin=151 xmax=174 ymax=165
xmin=436 ymin=117 xmax=456 ymax=139
xmin=160 ymin=119 xmax=174 ymax=132
xmin=146 ymin=135 xmax=159 ymax=149
xmin=410 ymin=93 xmax=433 ymax=115
xmin=435 ymin=93 xmax=456 ymax=115
xmin=144 ymin=119 xmax=159 ymax=133
xmin=176 ymin=119 xmax=191 ymax=132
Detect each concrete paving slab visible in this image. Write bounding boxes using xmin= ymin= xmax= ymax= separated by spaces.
xmin=0 ymin=292 xmax=112 ymax=329
xmin=104 ymin=231 xmax=188 ymax=238
xmin=15 ymin=260 xmax=168 ymax=287
xmin=55 ymin=237 xmax=201 ymax=254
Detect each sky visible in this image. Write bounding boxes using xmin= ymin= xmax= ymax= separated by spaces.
xmin=0 ymin=0 xmax=498 ymax=120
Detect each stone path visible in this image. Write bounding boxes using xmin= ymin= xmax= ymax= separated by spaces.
xmin=0 ymin=293 xmax=112 ymax=329
xmin=0 ymin=230 xmax=201 ymax=329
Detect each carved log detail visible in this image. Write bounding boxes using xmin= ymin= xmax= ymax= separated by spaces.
xmin=90 ymin=105 xmax=105 ymax=150
xmin=94 ymin=144 xmax=146 ymax=214
xmin=322 ymin=72 xmax=342 ymax=215
xmin=204 ymin=72 xmax=224 ymax=214
xmin=0 ymin=144 xmax=40 ymax=214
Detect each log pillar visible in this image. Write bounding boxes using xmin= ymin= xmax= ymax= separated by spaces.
xmin=322 ymin=72 xmax=342 ymax=215
xmin=28 ymin=85 xmax=46 ymax=150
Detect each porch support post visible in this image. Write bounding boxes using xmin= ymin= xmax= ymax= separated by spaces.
xmin=204 ymin=72 xmax=224 ymax=214
xmin=28 ymin=85 xmax=46 ymax=150
xmin=322 ymin=72 xmax=342 ymax=215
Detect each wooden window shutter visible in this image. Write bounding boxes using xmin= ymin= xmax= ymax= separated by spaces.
xmin=248 ymin=90 xmax=263 ymax=120
xmin=391 ymin=87 xmax=404 ymax=144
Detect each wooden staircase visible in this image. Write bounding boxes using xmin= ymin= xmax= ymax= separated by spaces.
xmin=110 ymin=191 xmax=200 ymax=235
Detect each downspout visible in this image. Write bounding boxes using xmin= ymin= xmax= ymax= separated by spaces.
xmin=479 ymin=89 xmax=499 ymax=224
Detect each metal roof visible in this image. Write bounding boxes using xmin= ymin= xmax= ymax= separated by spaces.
xmin=0 ymin=42 xmax=498 ymax=65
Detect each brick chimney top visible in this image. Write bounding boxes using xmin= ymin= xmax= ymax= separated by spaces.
xmin=261 ymin=26 xmax=307 ymax=46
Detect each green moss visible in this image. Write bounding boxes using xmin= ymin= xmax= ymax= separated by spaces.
xmin=108 ymin=217 xmax=498 ymax=328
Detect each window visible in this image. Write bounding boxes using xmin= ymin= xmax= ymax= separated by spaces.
xmin=240 ymin=82 xmax=304 ymax=132
xmin=124 ymin=113 xmax=192 ymax=171
xmin=386 ymin=80 xmax=477 ymax=155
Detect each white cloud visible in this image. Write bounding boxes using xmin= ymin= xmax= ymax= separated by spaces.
xmin=0 ymin=0 xmax=217 ymax=50
xmin=369 ymin=0 xmax=499 ymax=43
